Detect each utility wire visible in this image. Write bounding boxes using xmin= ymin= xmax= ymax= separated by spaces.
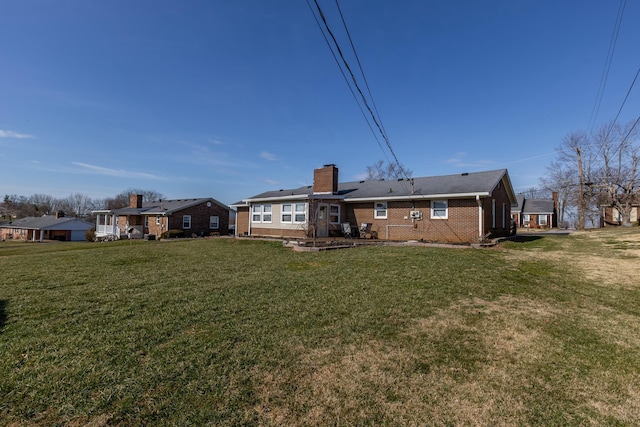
xmin=309 ymin=0 xmax=411 ymax=183
xmin=588 ymin=0 xmax=626 ymax=131
xmin=605 ymin=66 xmax=640 ymax=141
xmin=619 ymin=114 xmax=640 ymax=146
xmin=305 ymin=0 xmax=392 ymax=167
xmin=334 ymin=0 xmax=389 ymax=143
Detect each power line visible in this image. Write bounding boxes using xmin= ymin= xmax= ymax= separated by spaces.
xmin=605 ymin=66 xmax=640 ymax=141
xmin=307 ymin=0 xmax=411 ymax=182
xmin=304 ymin=0 xmax=391 ymax=166
xmin=588 ymin=0 xmax=626 ymax=131
xmin=334 ymin=0 xmax=389 ymax=143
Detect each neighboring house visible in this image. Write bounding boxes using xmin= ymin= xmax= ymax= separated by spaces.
xmin=601 ymin=204 xmax=639 ymax=226
xmin=512 ymin=193 xmax=558 ymax=229
xmin=0 ymin=212 xmax=93 ymax=242
xmin=93 ymin=195 xmax=230 ymax=239
xmin=233 ymin=164 xmax=516 ymax=243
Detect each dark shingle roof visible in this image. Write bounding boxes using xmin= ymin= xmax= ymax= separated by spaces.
xmin=0 ymin=216 xmax=93 ymax=230
xmin=513 ymin=194 xmax=555 ymax=214
xmin=239 ymin=169 xmax=513 ymax=203
xmin=106 ymin=198 xmax=228 ymax=215
xmin=521 ymin=198 xmax=555 ymax=214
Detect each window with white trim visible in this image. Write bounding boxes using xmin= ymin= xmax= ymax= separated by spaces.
xmin=183 ymin=215 xmax=191 ymax=229
xmin=329 ymin=204 xmax=340 ymax=224
xmin=252 ymin=205 xmax=261 ymax=222
xmin=374 ymin=201 xmax=387 ymax=219
xmin=262 ymin=204 xmax=272 ymax=223
xmin=538 ymin=215 xmax=547 ymax=226
xmin=294 ymin=203 xmax=306 ymax=223
xmin=251 ymin=204 xmax=273 ymax=223
xmin=431 ymin=200 xmax=448 ymax=219
xmin=281 ymin=203 xmax=292 ymax=223
xmin=210 ymin=216 xmax=219 ymax=229
xmin=492 ymin=199 xmax=496 ymax=228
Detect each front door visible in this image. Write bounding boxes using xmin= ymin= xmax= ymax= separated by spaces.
xmin=317 ymin=204 xmax=329 ymax=238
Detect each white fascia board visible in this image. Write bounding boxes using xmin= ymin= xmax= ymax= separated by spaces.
xmin=244 ymin=195 xmax=310 ymax=203
xmin=345 ymin=192 xmax=491 ymax=202
xmin=309 ymin=194 xmax=345 ymax=200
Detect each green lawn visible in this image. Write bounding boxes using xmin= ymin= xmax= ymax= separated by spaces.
xmin=1 ymin=232 xmax=639 ymax=426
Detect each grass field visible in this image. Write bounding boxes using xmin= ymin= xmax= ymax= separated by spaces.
xmin=1 ymin=230 xmax=640 ymax=426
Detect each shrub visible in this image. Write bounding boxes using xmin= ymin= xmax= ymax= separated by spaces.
xmin=85 ymin=228 xmax=96 ymax=242
xmin=161 ymin=229 xmax=185 ymax=239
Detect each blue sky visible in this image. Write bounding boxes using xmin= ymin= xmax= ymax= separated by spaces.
xmin=1 ymin=1 xmax=639 ymax=205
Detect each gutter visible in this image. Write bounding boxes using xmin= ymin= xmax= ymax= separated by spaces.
xmin=476 ymin=195 xmax=483 ymax=241
xmin=345 ymin=192 xmax=491 ymax=202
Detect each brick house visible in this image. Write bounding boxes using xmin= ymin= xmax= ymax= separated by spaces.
xmin=600 ymin=204 xmax=639 ymax=226
xmin=512 ymin=193 xmax=558 ymax=229
xmin=0 ymin=211 xmax=93 ymax=242
xmin=233 ymin=164 xmax=516 ymax=243
xmin=93 ymin=195 xmax=230 ymax=239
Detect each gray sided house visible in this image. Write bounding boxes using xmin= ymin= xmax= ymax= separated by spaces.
xmin=233 ymin=164 xmax=516 ymax=243
xmin=512 ymin=194 xmax=558 ymax=229
xmin=93 ymin=195 xmax=230 ymax=239
xmin=0 ymin=212 xmax=93 ymax=242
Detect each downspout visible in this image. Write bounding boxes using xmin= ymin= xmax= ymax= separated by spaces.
xmin=247 ymin=204 xmax=252 ymax=237
xmin=476 ymin=195 xmax=483 ymax=241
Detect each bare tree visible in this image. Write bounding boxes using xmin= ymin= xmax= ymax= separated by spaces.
xmin=547 ymin=119 xmax=640 ymax=228
xmin=540 ymin=161 xmax=577 ymax=228
xmin=57 ymin=193 xmax=93 ymax=217
xmin=365 ymin=160 xmax=412 ymax=180
xmin=29 ymin=194 xmax=57 ymax=215
xmin=591 ymin=120 xmax=640 ymax=226
xmin=103 ymin=189 xmax=164 ymax=209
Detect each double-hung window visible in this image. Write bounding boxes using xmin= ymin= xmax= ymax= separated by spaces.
xmin=294 ymin=203 xmax=306 ymax=223
xmin=374 ymin=201 xmax=387 ymax=219
xmin=431 ymin=200 xmax=448 ymax=219
xmin=252 ymin=205 xmax=262 ymax=222
xmin=538 ymin=215 xmax=547 ymax=226
xmin=262 ymin=204 xmax=272 ymax=223
xmin=281 ymin=203 xmax=292 ymax=222
xmin=329 ymin=205 xmax=340 ymax=223
xmin=183 ymin=215 xmax=191 ymax=229
xmin=492 ymin=199 xmax=496 ymax=228
xmin=210 ymin=216 xmax=219 ymax=229
xmin=251 ymin=204 xmax=272 ymax=223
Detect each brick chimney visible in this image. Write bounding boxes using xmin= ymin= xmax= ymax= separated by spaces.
xmin=552 ymin=191 xmax=558 ymax=211
xmin=130 ymin=194 xmax=143 ymax=208
xmin=313 ymin=164 xmax=339 ymax=194
xmin=55 ymin=211 xmax=65 ymax=218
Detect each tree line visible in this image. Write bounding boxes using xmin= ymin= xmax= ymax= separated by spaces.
xmin=1 ymin=189 xmax=164 ymax=220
